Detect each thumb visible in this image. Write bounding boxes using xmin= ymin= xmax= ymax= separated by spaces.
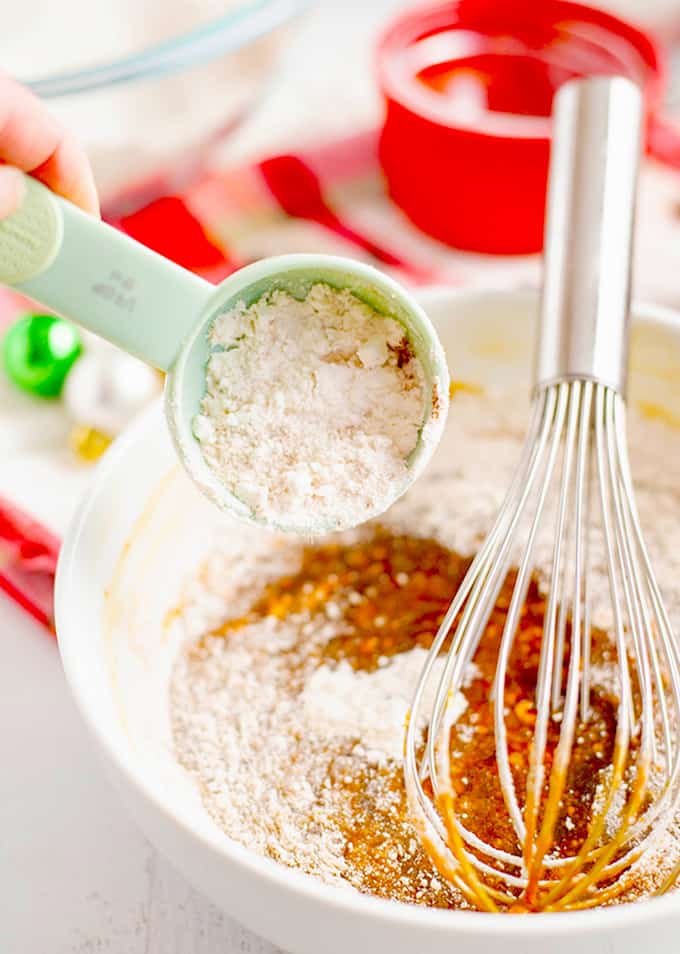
xmin=0 ymin=166 xmax=25 ymax=220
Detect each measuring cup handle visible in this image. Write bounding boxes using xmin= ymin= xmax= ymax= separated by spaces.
xmin=0 ymin=173 xmax=213 ymax=371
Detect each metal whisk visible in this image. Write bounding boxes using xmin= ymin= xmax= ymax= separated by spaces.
xmin=405 ymin=76 xmax=680 ymax=913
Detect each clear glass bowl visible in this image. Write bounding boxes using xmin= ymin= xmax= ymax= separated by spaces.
xmin=3 ymin=1 xmax=307 ymax=200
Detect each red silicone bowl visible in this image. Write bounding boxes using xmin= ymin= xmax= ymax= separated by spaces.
xmin=377 ymin=0 xmax=673 ymax=254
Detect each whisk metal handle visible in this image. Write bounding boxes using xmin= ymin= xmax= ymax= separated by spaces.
xmin=535 ymin=76 xmax=643 ymax=394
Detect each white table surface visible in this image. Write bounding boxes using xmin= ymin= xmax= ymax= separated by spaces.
xmin=2 ymin=1 xmax=678 ymax=951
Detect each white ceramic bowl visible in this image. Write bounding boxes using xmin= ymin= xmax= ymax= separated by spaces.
xmin=56 ymin=288 xmax=680 ymax=954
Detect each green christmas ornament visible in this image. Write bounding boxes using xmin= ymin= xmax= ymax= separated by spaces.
xmin=2 ymin=313 xmax=82 ymax=398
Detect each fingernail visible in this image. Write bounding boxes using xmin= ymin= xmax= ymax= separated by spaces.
xmin=0 ymin=166 xmax=26 ymax=219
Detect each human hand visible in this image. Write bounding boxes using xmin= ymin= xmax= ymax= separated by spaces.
xmin=0 ymin=72 xmax=98 ymax=221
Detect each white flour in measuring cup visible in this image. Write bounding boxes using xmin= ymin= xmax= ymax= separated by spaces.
xmin=193 ymin=282 xmax=429 ymax=531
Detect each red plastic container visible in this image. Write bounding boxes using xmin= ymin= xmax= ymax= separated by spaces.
xmin=377 ymin=0 xmax=680 ymax=254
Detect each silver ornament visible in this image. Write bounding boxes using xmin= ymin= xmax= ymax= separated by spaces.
xmin=64 ymin=350 xmax=161 ymax=436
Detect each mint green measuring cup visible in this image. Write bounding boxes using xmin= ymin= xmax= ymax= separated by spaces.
xmin=0 ymin=173 xmax=449 ymax=533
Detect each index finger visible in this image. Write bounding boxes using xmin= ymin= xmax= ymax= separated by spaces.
xmin=0 ymin=72 xmax=99 ymax=215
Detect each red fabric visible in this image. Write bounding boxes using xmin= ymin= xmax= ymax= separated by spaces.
xmin=0 ymin=498 xmax=60 ymax=632
xmin=117 ymin=196 xmax=229 ymax=272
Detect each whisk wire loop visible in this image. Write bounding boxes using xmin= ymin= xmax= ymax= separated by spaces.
xmin=405 ymin=380 xmax=680 ymax=911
